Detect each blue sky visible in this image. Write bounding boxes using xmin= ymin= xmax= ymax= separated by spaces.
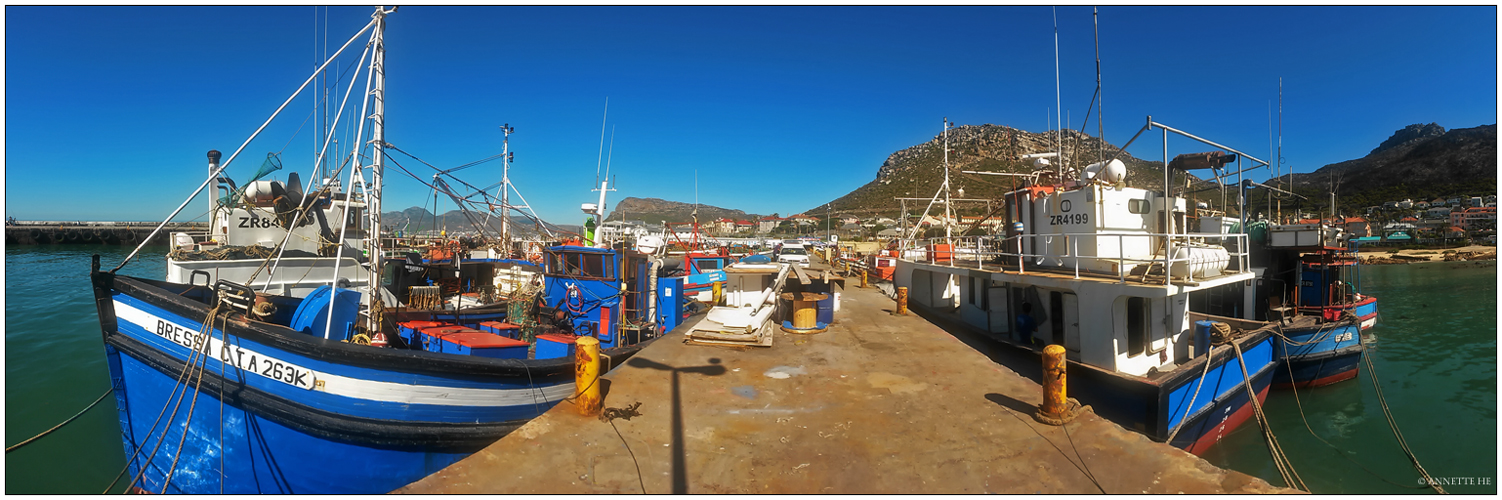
xmin=5 ymin=6 xmax=1496 ymax=224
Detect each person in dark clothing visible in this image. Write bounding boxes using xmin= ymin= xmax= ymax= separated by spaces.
xmin=1016 ymin=302 xmax=1040 ymax=348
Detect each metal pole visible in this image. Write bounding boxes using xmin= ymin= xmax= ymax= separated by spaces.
xmin=1163 ymin=122 xmax=1172 ymax=284
xmin=943 ymin=118 xmax=953 ymax=244
xmin=1094 ymin=7 xmax=1104 ymax=164
xmin=500 ymin=124 xmax=511 ymax=253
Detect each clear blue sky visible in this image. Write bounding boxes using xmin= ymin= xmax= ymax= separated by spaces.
xmin=5 ymin=6 xmax=1496 ymax=224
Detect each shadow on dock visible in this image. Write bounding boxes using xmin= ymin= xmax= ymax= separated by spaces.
xmin=625 ymin=357 xmax=725 ymax=494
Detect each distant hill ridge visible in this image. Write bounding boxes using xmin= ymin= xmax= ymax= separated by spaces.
xmin=809 ymin=124 xmax=1173 ymax=216
xmin=380 ymin=207 xmax=578 ymax=236
xmin=386 ymin=122 xmax=1497 ymax=231
xmin=1279 ymin=123 xmax=1497 ymax=211
xmin=605 ymin=197 xmax=764 ymax=224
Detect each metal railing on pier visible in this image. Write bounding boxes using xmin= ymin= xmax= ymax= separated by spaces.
xmin=895 ymin=231 xmax=1249 ymax=285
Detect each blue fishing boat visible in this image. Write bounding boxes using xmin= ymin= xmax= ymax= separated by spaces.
xmin=893 ymin=118 xmax=1282 ymax=455
xmin=1189 ymin=208 xmax=1374 ymax=389
xmin=1260 ymin=223 xmax=1372 ymax=388
xmin=87 ymin=9 xmax=687 ymax=493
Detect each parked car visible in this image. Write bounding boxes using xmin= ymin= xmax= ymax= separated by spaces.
xmin=777 ymin=243 xmax=810 ymax=266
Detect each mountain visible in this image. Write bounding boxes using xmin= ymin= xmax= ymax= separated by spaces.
xmin=605 ymin=197 xmax=763 ymax=224
xmin=1277 ymin=123 xmax=1497 ymax=212
xmin=809 ymin=124 xmax=1179 ymax=217
xmin=381 ymin=207 xmax=579 ymax=237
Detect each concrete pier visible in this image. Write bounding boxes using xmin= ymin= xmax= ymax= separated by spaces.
xmin=396 ymin=284 xmax=1290 ymax=494
xmin=4 ymin=221 xmax=205 ymax=245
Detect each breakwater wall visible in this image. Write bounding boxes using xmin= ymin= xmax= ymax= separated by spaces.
xmin=4 ymin=222 xmax=207 ymax=245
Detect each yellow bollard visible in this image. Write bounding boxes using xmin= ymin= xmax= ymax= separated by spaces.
xmin=895 ymin=286 xmax=908 ymax=315
xmin=861 ymin=269 xmax=868 ymax=289
xmin=712 ymin=281 xmax=723 ymax=305
xmin=1034 ymin=344 xmax=1080 ymax=425
xmin=575 ymin=336 xmax=602 ymax=416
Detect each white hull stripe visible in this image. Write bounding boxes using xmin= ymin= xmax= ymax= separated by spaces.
xmin=113 ymin=299 xmax=573 ymax=407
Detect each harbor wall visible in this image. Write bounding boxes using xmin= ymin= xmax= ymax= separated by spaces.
xmin=4 ymin=222 xmax=206 ymax=246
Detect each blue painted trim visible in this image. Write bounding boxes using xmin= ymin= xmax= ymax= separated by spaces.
xmin=1165 ymin=336 xmax=1276 ymax=434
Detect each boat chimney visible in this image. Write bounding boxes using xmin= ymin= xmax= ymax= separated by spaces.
xmin=208 ymin=149 xmax=222 ymax=216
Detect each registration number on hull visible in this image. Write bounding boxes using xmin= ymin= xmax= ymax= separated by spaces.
xmin=152 ymin=318 xmax=317 ymax=390
xmin=118 ymin=299 xmax=319 ymax=391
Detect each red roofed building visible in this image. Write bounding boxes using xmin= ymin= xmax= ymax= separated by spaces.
xmin=1341 ymin=217 xmax=1372 ymax=237
xmin=715 ymin=217 xmax=736 ymax=234
xmin=758 ymin=215 xmax=784 ymax=234
xmin=1450 ymin=207 xmax=1497 ymax=230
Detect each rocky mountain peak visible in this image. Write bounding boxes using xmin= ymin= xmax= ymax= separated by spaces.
xmin=1371 ymin=123 xmax=1446 ymax=155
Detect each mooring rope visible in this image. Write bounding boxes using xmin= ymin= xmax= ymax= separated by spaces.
xmin=103 ymin=303 xmax=222 ymax=493
xmin=1362 ymin=353 xmax=1447 ymax=493
xmin=1283 ymin=355 xmax=1430 ymax=490
xmin=5 ymin=388 xmax=114 ymax=453
xmin=108 ymin=301 xmax=223 ymax=494
xmin=157 ymin=310 xmax=221 ymax=492
xmin=1162 ymin=340 xmax=1216 ymax=446
xmin=1231 ymin=341 xmax=1308 ymax=492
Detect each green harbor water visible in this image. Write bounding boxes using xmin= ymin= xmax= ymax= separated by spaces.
xmin=1202 ymin=260 xmax=1498 ymax=494
xmin=3 ymin=245 xmax=1496 ymax=493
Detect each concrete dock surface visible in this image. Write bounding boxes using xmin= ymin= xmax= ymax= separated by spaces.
xmin=397 ymin=284 xmax=1290 ymax=494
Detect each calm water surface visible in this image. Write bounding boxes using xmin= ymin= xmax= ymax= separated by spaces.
xmin=1202 ymin=260 xmax=1497 ymax=494
xmin=5 ymin=245 xmax=165 ymax=494
xmin=3 ymin=246 xmax=1495 ymax=493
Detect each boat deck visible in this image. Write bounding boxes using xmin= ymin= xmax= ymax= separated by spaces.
xmin=395 ymin=284 xmax=1291 ymax=494
xmin=906 ymin=256 xmax=1253 ymax=289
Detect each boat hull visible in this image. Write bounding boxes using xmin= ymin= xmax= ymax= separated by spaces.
xmin=902 ymin=298 xmax=1277 ymax=457
xmin=91 ymin=268 xmax=661 ymax=494
xmin=1271 ymin=321 xmax=1363 ymax=389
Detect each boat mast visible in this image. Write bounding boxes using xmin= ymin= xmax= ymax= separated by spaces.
xmin=365 ymin=6 xmax=391 ymax=334
xmin=943 ymin=117 xmax=954 ymax=243
xmin=500 ymin=123 xmax=513 ymax=252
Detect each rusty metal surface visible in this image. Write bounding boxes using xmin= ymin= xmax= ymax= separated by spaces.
xmin=395 ymin=286 xmax=1294 ymax=494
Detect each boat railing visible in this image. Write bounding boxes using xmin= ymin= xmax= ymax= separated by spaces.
xmin=897 ymin=231 xmax=1249 ymax=285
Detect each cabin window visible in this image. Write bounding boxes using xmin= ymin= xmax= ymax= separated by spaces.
xmin=1128 ymin=199 xmax=1150 ymax=214
xmin=545 ymin=251 xmax=616 ymax=280
xmin=968 ymin=277 xmax=977 ymax=305
xmin=581 ymin=253 xmax=615 ymax=279
xmin=693 ymin=258 xmax=722 ymax=270
xmin=1127 ymin=297 xmax=1148 ymax=356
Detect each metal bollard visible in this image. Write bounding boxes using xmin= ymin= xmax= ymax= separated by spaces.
xmin=861 ymin=269 xmax=868 ymax=289
xmin=1034 ymin=344 xmax=1079 ymax=425
xmin=575 ymin=336 xmax=602 ymax=416
xmin=712 ymin=281 xmax=723 ymax=305
xmin=895 ymin=286 xmax=908 ymax=315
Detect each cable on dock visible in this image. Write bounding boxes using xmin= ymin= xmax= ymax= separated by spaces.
xmin=4 ymin=388 xmax=115 ymax=453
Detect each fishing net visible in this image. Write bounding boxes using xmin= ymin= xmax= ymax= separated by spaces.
xmin=168 ymin=244 xmax=319 ymax=261
xmin=506 ymin=279 xmax=542 ymax=343
xmin=217 ymin=153 xmax=284 ymax=207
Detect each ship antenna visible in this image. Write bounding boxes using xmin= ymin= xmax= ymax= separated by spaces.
xmin=595 ymin=97 xmax=608 ymax=188
xmin=1094 ymin=6 xmax=1104 ymax=165
xmin=1053 ymin=6 xmax=1063 ymax=179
